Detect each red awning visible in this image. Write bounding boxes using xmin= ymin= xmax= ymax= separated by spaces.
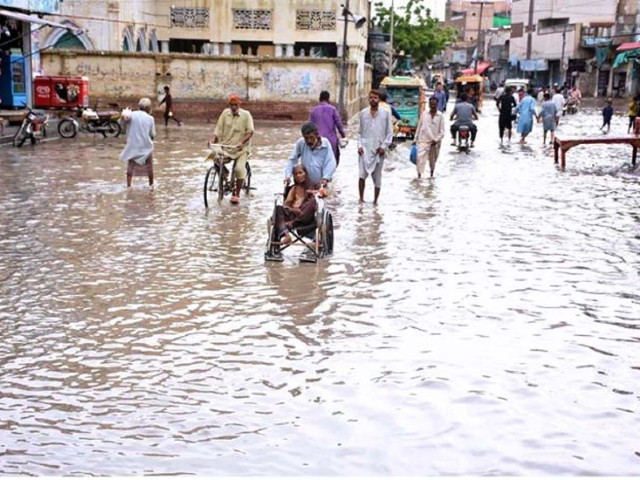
xmin=460 ymin=61 xmax=491 ymax=75
xmin=617 ymin=42 xmax=640 ymax=52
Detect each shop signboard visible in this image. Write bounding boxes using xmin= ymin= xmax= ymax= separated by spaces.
xmin=0 ymin=0 xmax=60 ymax=14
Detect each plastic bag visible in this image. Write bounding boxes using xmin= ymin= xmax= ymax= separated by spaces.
xmin=409 ymin=143 xmax=417 ymax=165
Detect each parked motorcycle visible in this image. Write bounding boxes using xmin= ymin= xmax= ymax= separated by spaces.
xmin=456 ymin=125 xmax=471 ymax=154
xmin=58 ymin=106 xmax=121 ymax=138
xmin=13 ymin=107 xmax=49 ymax=148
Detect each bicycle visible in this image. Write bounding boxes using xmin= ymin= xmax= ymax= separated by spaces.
xmin=203 ymin=143 xmax=252 ymax=208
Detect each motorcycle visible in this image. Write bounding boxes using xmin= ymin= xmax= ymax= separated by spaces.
xmin=13 ymin=107 xmax=49 ymax=148
xmin=456 ymin=125 xmax=471 ymax=154
xmin=565 ymin=97 xmax=579 ymax=115
xmin=58 ymin=106 xmax=122 ymax=138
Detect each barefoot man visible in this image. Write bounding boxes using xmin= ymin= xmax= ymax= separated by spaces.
xmin=357 ymin=89 xmax=393 ymax=204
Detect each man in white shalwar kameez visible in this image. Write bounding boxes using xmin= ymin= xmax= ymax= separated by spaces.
xmin=357 ymin=90 xmax=393 ymax=204
xmin=120 ymin=97 xmax=156 ymax=188
xmin=415 ymin=97 xmax=445 ymax=179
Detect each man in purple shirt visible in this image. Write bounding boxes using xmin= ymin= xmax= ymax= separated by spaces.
xmin=309 ymin=91 xmax=346 ymax=166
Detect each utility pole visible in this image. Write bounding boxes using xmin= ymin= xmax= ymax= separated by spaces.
xmin=471 ymin=1 xmax=487 ymax=74
xmin=338 ymin=0 xmax=349 ymax=119
xmin=389 ymin=0 xmax=394 ymax=77
xmin=526 ymin=0 xmax=535 ymax=60
xmin=560 ymin=22 xmax=567 ymax=87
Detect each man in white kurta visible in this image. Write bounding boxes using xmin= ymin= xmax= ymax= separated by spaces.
xmin=120 ymin=97 xmax=156 ymax=187
xmin=415 ymin=97 xmax=445 ymax=179
xmin=357 ymin=90 xmax=393 ymax=204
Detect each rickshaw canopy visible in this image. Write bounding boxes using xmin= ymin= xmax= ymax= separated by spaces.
xmin=455 ymin=75 xmax=484 ymax=85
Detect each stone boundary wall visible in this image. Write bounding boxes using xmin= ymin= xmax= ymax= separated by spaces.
xmin=40 ymin=50 xmax=372 ymax=121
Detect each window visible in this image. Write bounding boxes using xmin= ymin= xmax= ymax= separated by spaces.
xmin=233 ymin=9 xmax=272 ymax=30
xmin=170 ymin=7 xmax=209 ymax=28
xmin=296 ymin=10 xmax=336 ymax=30
xmin=538 ymin=17 xmax=569 ymax=34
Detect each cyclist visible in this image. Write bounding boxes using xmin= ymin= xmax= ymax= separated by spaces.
xmin=209 ymin=94 xmax=254 ymax=204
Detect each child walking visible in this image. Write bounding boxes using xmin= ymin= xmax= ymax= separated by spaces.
xmin=601 ymin=99 xmax=613 ymax=133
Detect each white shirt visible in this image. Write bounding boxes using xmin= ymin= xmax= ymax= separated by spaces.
xmin=415 ymin=110 xmax=445 ymax=144
xmin=119 ymin=110 xmax=156 ymax=165
xmin=552 ymin=93 xmax=565 ymax=113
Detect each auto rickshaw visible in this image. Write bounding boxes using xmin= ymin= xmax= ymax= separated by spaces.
xmin=380 ymin=75 xmax=426 ymax=141
xmin=455 ymin=74 xmax=484 ymax=112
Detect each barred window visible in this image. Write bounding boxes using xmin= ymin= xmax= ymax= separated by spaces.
xmin=233 ymin=9 xmax=272 ymax=30
xmin=170 ymin=7 xmax=210 ymax=28
xmin=296 ymin=10 xmax=336 ymax=30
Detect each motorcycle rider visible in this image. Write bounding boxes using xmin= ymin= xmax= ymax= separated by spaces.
xmin=450 ymin=93 xmax=478 ymax=148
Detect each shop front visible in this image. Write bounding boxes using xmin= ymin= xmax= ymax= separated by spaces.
xmin=0 ymin=0 xmax=76 ymax=109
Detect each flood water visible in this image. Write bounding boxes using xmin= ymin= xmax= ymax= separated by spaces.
xmin=1 ymin=101 xmax=639 ymax=475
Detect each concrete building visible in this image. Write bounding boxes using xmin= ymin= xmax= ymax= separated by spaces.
xmin=0 ymin=0 xmax=78 ymax=107
xmin=510 ymin=0 xmax=620 ymax=93
xmin=34 ymin=1 xmax=373 ymax=119
xmin=446 ymin=0 xmax=496 ymax=43
xmin=39 ymin=0 xmax=370 ymax=62
xmin=32 ymin=0 xmax=371 ymax=119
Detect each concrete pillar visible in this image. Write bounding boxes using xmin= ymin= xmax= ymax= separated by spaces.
xmin=212 ymin=43 xmax=220 ymax=55
xmin=337 ymin=44 xmax=344 ymax=58
xmin=607 ymin=67 xmax=614 ymax=97
xmin=626 ymin=61 xmax=633 ymax=95
xmin=285 ymin=44 xmax=294 ymax=57
xmin=275 ymin=44 xmax=282 ymax=57
xmin=161 ymin=41 xmax=169 ymax=53
xmin=223 ymin=43 xmax=232 ymax=55
xmin=594 ymin=67 xmax=599 ymax=98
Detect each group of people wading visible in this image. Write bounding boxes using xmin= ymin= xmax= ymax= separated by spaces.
xmin=118 ymin=88 xmax=403 ymax=205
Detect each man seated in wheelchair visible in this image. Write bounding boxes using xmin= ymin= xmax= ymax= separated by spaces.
xmin=284 ymin=121 xmax=336 ymax=189
xmin=266 ymin=164 xmax=332 ymax=262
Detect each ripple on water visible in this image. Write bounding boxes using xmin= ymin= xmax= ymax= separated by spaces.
xmin=1 ymin=113 xmax=639 ymax=474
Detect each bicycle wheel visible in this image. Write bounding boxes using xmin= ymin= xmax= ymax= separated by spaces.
xmin=13 ymin=122 xmax=28 ymax=147
xmin=203 ymin=164 xmax=219 ymax=209
xmin=244 ymin=162 xmax=252 ymax=195
xmin=102 ymin=120 xmax=121 ymax=138
xmin=58 ymin=118 xmax=78 ymax=138
xmin=217 ymin=159 xmax=225 ymax=202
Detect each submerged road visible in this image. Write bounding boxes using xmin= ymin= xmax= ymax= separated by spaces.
xmin=0 ymin=101 xmax=639 ymax=475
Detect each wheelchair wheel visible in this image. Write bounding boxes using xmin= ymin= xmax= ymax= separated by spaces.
xmin=321 ymin=212 xmax=334 ymax=256
xmin=244 ymin=162 xmax=252 ymax=195
xmin=203 ymin=164 xmax=219 ymax=208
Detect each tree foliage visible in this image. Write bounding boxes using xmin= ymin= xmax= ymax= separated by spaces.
xmin=371 ymin=0 xmax=457 ymax=65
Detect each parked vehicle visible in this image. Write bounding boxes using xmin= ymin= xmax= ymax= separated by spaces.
xmin=455 ymin=74 xmax=484 ymax=112
xmin=58 ymin=105 xmax=122 ymax=138
xmin=504 ymin=78 xmax=530 ymax=94
xmin=13 ymin=107 xmax=49 ymax=147
xmin=380 ymin=75 xmax=426 ymax=142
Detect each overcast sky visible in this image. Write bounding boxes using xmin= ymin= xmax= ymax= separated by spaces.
xmin=376 ymin=0 xmax=446 ymax=21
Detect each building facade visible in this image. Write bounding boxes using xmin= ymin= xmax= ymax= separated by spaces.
xmin=510 ymin=0 xmax=619 ymax=91
xmin=39 ymin=0 xmax=370 ymax=62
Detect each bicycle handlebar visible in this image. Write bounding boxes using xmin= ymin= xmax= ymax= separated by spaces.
xmin=208 ymin=142 xmax=238 ymax=148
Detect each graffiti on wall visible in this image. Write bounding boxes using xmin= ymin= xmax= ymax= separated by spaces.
xmin=263 ymin=67 xmax=332 ymax=98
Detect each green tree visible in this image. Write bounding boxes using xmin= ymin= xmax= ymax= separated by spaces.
xmin=372 ymin=0 xmax=457 ymax=65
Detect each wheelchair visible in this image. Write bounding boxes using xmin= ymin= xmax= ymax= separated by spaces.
xmin=264 ymin=187 xmax=334 ymax=263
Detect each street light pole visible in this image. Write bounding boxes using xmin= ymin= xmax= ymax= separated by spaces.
xmin=389 ymin=0 xmax=394 ymax=77
xmin=338 ymin=0 xmax=349 ymax=119
xmin=472 ymin=1 xmax=485 ymax=74
xmin=560 ymin=22 xmax=567 ymax=86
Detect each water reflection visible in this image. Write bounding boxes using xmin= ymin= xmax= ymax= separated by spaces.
xmin=1 ymin=107 xmax=639 ymax=475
